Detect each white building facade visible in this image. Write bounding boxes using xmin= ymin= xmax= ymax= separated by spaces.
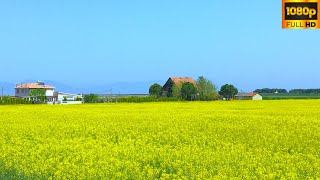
xmin=15 ymin=81 xmax=55 ymax=101
xmin=252 ymin=94 xmax=263 ymax=100
xmin=53 ymin=92 xmax=83 ymax=104
xmin=15 ymin=81 xmax=83 ymax=104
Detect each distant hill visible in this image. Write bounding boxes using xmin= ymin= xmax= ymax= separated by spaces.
xmin=0 ymin=80 xmax=165 ymax=95
xmin=86 ymin=81 xmax=164 ymax=95
xmin=42 ymin=80 xmax=83 ymax=94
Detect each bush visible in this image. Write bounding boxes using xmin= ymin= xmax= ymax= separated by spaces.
xmin=0 ymin=97 xmax=31 ymax=105
xmin=84 ymin=94 xmax=99 ymax=103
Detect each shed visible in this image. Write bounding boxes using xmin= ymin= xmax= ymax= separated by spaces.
xmin=235 ymin=92 xmax=262 ymax=100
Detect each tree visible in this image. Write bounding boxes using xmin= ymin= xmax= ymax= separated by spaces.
xmin=289 ymin=89 xmax=320 ymax=94
xmin=84 ymin=94 xmax=99 ymax=103
xmin=29 ymin=89 xmax=47 ymax=103
xmin=196 ymin=76 xmax=218 ymax=100
xmin=149 ymin=83 xmax=162 ymax=97
xmin=181 ymin=82 xmax=198 ymax=101
xmin=172 ymin=84 xmax=182 ymax=98
xmin=254 ymin=88 xmax=287 ymax=94
xmin=219 ymin=84 xmax=238 ymax=100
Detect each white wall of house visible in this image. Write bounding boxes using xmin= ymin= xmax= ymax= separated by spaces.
xmin=252 ymin=94 xmax=262 ymax=100
xmin=45 ymin=89 xmax=54 ymax=96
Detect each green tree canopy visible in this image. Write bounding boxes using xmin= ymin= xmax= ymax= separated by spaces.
xmin=149 ymin=83 xmax=162 ymax=97
xmin=196 ymin=76 xmax=218 ymax=100
xmin=172 ymin=84 xmax=182 ymax=98
xmin=254 ymin=88 xmax=287 ymax=94
xmin=28 ymin=89 xmax=47 ymax=102
xmin=289 ymin=89 xmax=320 ymax=94
xmin=84 ymin=94 xmax=99 ymax=103
xmin=219 ymin=84 xmax=238 ymax=100
xmin=181 ymin=82 xmax=198 ymax=101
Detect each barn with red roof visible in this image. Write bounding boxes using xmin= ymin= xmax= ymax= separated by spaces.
xmin=161 ymin=77 xmax=196 ymax=96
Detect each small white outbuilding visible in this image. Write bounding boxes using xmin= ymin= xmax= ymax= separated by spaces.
xmin=252 ymin=93 xmax=263 ymax=100
xmin=235 ymin=92 xmax=262 ymax=100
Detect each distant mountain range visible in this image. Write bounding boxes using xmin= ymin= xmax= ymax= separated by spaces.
xmin=0 ymin=80 xmax=164 ymax=96
xmin=0 ymin=81 xmax=16 ymax=96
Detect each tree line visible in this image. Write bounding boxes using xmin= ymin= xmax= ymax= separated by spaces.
xmin=289 ymin=89 xmax=320 ymax=94
xmin=0 ymin=97 xmax=32 ymax=105
xmin=254 ymin=88 xmax=320 ymax=94
xmin=254 ymin=88 xmax=288 ymax=94
xmin=83 ymin=94 xmax=183 ymax=103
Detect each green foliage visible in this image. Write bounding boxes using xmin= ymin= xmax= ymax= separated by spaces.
xmin=149 ymin=83 xmax=162 ymax=97
xmin=172 ymin=84 xmax=182 ymax=98
xmin=254 ymin=88 xmax=288 ymax=93
xmin=219 ymin=84 xmax=238 ymax=100
xmin=0 ymin=96 xmax=31 ymax=105
xmin=260 ymin=93 xmax=320 ymax=100
xmin=29 ymin=89 xmax=47 ymax=102
xmin=255 ymin=89 xmax=320 ymax=95
xmin=63 ymin=97 xmax=67 ymax=101
xmin=76 ymin=97 xmax=81 ymax=101
xmin=117 ymin=96 xmax=183 ymax=103
xmin=84 ymin=94 xmax=99 ymax=103
xmin=289 ymin=89 xmax=320 ymax=94
xmin=196 ymin=76 xmax=218 ymax=101
xmin=180 ymin=82 xmax=198 ymax=101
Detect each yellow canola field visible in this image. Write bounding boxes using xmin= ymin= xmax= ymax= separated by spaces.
xmin=0 ymin=100 xmax=320 ymax=179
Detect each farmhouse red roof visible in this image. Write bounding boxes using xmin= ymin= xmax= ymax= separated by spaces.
xmin=237 ymin=92 xmax=258 ymax=97
xmin=170 ymin=77 xmax=196 ymax=85
xmin=15 ymin=83 xmax=54 ymax=89
xmin=247 ymin=92 xmax=257 ymax=97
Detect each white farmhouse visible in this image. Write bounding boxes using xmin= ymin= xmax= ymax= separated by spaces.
xmin=15 ymin=81 xmax=55 ymax=101
xmin=15 ymin=81 xmax=83 ymax=104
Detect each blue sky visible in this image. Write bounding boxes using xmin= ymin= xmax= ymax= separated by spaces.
xmin=0 ymin=0 xmax=319 ymax=91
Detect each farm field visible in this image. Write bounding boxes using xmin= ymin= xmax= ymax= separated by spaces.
xmin=0 ymin=101 xmax=320 ymax=179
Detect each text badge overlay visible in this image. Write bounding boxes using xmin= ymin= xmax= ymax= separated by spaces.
xmin=282 ymin=0 xmax=320 ymax=29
